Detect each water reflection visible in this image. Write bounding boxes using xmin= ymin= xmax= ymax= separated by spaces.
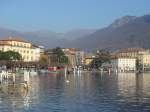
xmin=0 ymin=72 xmax=150 ymax=112
xmin=0 ymin=75 xmax=40 ymax=112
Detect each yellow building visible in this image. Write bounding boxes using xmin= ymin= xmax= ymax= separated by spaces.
xmin=138 ymin=53 xmax=150 ymax=69
xmin=0 ymin=37 xmax=41 ymax=62
xmin=85 ymin=58 xmax=93 ymax=65
xmin=84 ymin=53 xmax=95 ymax=66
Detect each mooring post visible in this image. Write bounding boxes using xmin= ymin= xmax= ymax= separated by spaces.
xmin=12 ymin=73 xmax=15 ymax=84
xmin=64 ymin=67 xmax=67 ymax=78
xmin=24 ymin=71 xmax=30 ymax=85
xmin=0 ymin=73 xmax=2 ymax=84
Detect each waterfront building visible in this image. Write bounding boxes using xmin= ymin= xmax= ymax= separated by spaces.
xmin=75 ymin=51 xmax=85 ymax=67
xmin=115 ymin=48 xmax=144 ymax=58
xmin=111 ymin=58 xmax=136 ymax=72
xmin=113 ymin=48 xmax=150 ymax=70
xmin=0 ymin=37 xmax=41 ymax=62
xmin=46 ymin=49 xmax=58 ymax=66
xmin=62 ymin=48 xmax=77 ymax=68
xmin=84 ymin=53 xmax=95 ymax=65
xmin=138 ymin=53 xmax=150 ymax=70
xmin=62 ymin=48 xmax=85 ymax=68
xmin=46 ymin=48 xmax=79 ymax=68
xmin=34 ymin=46 xmax=45 ymax=62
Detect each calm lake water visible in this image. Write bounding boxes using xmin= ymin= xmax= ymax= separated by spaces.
xmin=0 ymin=72 xmax=150 ymax=112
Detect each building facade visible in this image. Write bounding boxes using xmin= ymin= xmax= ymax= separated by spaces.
xmin=138 ymin=53 xmax=150 ymax=70
xmin=84 ymin=53 xmax=95 ymax=66
xmin=111 ymin=58 xmax=136 ymax=72
xmin=113 ymin=48 xmax=150 ymax=70
xmin=75 ymin=51 xmax=84 ymax=66
xmin=62 ymin=48 xmax=78 ymax=68
xmin=115 ymin=48 xmax=144 ymax=58
xmin=0 ymin=37 xmax=41 ymax=62
xmin=62 ymin=48 xmax=85 ymax=68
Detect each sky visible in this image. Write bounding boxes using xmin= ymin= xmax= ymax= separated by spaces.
xmin=0 ymin=0 xmax=150 ymax=32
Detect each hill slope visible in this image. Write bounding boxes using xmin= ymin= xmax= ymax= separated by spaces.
xmin=69 ymin=15 xmax=150 ymax=51
xmin=0 ymin=14 xmax=150 ymax=50
xmin=0 ymin=28 xmax=95 ymax=48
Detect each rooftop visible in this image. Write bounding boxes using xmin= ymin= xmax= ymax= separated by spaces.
xmin=0 ymin=37 xmax=30 ymax=43
xmin=117 ymin=48 xmax=146 ymax=53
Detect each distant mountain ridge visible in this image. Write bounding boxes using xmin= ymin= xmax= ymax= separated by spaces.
xmin=0 ymin=14 xmax=150 ymax=51
xmin=68 ymin=14 xmax=150 ymax=51
xmin=0 ymin=28 xmax=96 ymax=48
xmin=109 ymin=15 xmax=137 ymax=28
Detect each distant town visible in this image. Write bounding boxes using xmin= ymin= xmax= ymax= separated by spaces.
xmin=0 ymin=36 xmax=150 ymax=74
xmin=1 ymin=0 xmax=150 ymax=111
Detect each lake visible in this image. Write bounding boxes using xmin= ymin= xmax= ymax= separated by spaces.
xmin=0 ymin=72 xmax=150 ymax=112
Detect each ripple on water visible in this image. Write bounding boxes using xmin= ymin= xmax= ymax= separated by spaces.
xmin=1 ymin=73 xmax=150 ymax=112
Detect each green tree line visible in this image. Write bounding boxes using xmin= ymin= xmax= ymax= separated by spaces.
xmin=46 ymin=47 xmax=69 ymax=66
xmin=0 ymin=51 xmax=22 ymax=61
xmin=90 ymin=49 xmax=111 ymax=69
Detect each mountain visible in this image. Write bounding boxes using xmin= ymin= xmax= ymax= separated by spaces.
xmin=0 ymin=28 xmax=96 ymax=48
xmin=22 ymin=31 xmax=67 ymax=48
xmin=0 ymin=27 xmax=22 ymax=37
xmin=1 ymin=14 xmax=150 ymax=51
xmin=61 ymin=29 xmax=96 ymax=40
xmin=109 ymin=15 xmax=137 ymax=28
xmin=0 ymin=28 xmax=66 ymax=48
xmin=69 ymin=14 xmax=150 ymax=51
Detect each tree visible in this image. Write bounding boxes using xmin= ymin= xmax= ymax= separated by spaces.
xmin=0 ymin=51 xmax=22 ymax=61
xmin=0 ymin=50 xmax=22 ymax=69
xmin=39 ymin=54 xmax=49 ymax=69
xmin=47 ymin=47 xmax=69 ymax=66
xmin=136 ymin=59 xmax=142 ymax=71
xmin=60 ymin=55 xmax=69 ymax=65
xmin=90 ymin=49 xmax=111 ymax=69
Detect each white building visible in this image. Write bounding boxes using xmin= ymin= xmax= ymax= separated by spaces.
xmin=34 ymin=46 xmax=45 ymax=62
xmin=111 ymin=58 xmax=136 ymax=72
xmin=75 ymin=51 xmax=85 ymax=66
xmin=0 ymin=37 xmax=42 ymax=62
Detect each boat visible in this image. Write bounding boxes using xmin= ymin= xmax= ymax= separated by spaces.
xmin=48 ymin=66 xmax=65 ymax=74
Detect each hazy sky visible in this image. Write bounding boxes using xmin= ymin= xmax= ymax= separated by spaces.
xmin=0 ymin=0 xmax=150 ymax=32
